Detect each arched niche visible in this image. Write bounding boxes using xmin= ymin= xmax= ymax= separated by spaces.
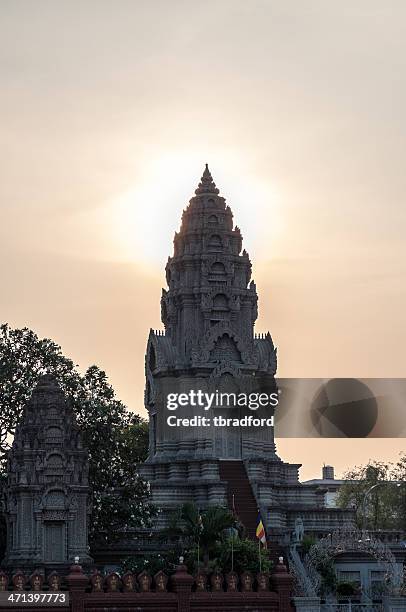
xmin=211 ymin=261 xmax=226 ymax=275
xmin=46 ymin=453 xmax=64 ymax=470
xmin=210 ymin=333 xmax=242 ymax=364
xmin=208 ymin=234 xmax=222 ymax=250
xmin=45 ymin=426 xmax=63 ymax=445
xmin=212 ymin=293 xmax=229 ymax=311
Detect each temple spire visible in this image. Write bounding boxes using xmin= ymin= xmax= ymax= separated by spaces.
xmin=194 ymin=163 xmax=220 ymax=195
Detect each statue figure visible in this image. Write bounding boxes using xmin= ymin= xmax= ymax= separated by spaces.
xmin=226 ymin=571 xmax=238 ymax=592
xmin=210 ymin=572 xmax=223 ymax=591
xmin=30 ymin=573 xmax=43 ymax=591
xmin=241 ymin=571 xmax=253 ymax=592
xmin=195 ymin=572 xmax=207 ymax=591
xmin=106 ymin=573 xmax=120 ymax=592
xmin=256 ymin=572 xmax=269 ymax=591
xmin=12 ymin=572 xmax=25 ymax=590
xmin=48 ymin=573 xmax=60 ymax=591
xmin=154 ymin=571 xmax=167 ymax=592
xmin=138 ymin=571 xmax=151 ymax=592
xmin=122 ymin=572 xmax=135 ymax=592
xmin=291 ymin=517 xmax=305 ymax=550
xmin=91 ymin=571 xmax=104 ymax=592
xmin=0 ymin=573 xmax=8 ymax=591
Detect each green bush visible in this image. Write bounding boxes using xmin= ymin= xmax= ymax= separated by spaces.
xmin=121 ymin=551 xmax=178 ymax=576
xmin=336 ymin=580 xmax=358 ymax=597
xmin=301 ymin=535 xmax=317 ymax=554
xmin=214 ymin=537 xmax=273 ymax=574
xmin=308 ymin=545 xmax=337 ymax=595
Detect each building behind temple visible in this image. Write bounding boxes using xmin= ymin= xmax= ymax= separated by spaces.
xmin=140 ymin=165 xmax=354 ymax=543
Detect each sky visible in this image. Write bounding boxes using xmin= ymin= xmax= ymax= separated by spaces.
xmin=1 ymin=0 xmax=405 ymax=480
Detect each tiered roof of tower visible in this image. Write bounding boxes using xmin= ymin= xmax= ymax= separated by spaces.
xmin=9 ymin=374 xmax=87 ymax=485
xmin=146 ymin=165 xmax=276 ymax=376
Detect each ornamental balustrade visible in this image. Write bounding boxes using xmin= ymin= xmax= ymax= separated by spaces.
xmin=0 ymin=558 xmax=294 ymax=612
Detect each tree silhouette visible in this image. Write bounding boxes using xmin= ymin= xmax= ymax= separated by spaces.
xmin=0 ymin=323 xmax=152 ymax=552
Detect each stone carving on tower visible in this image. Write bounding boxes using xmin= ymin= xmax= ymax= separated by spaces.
xmin=2 ymin=375 xmax=92 ymax=571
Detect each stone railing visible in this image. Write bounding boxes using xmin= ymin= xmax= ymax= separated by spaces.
xmin=0 ymin=559 xmax=294 ymax=612
xmin=288 ymin=546 xmax=320 ymax=597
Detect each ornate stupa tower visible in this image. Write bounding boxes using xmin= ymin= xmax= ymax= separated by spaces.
xmin=3 ymin=375 xmax=92 ymax=572
xmin=141 ymin=166 xmax=349 ymax=542
xmin=141 ymin=165 xmax=298 ymax=538
xmin=144 ymin=165 xmax=278 ymax=461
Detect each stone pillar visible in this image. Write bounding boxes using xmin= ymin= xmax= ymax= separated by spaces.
xmin=272 ymin=557 xmax=294 ymax=612
xmin=171 ymin=562 xmax=194 ymax=612
xmin=66 ymin=564 xmax=88 ymax=612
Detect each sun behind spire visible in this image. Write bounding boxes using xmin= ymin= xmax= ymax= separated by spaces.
xmin=194 ymin=163 xmax=220 ymax=195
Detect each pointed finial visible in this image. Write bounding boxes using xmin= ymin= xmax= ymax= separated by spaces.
xmin=195 ymin=164 xmax=220 ymax=195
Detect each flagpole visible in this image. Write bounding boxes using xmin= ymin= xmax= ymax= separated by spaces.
xmin=231 ymin=494 xmax=235 ymax=572
xmin=197 ymin=507 xmax=200 ymax=569
xmin=257 ymin=507 xmax=263 ymax=573
xmin=259 ymin=537 xmax=262 ymax=573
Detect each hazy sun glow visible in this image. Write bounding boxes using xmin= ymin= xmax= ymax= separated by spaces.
xmin=108 ymin=151 xmax=283 ymax=266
